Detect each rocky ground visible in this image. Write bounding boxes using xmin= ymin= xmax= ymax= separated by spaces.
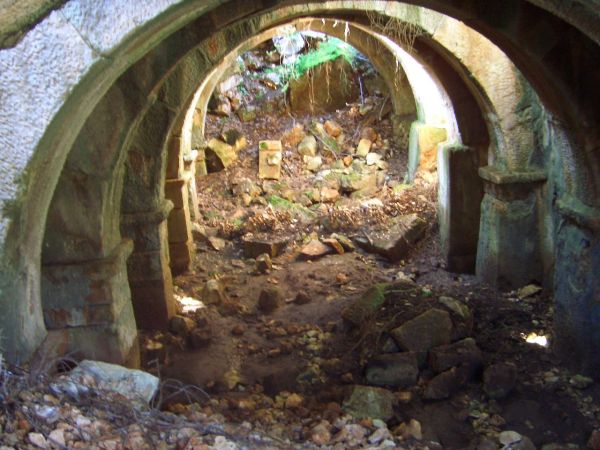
xmin=2 ymin=37 xmax=600 ymax=450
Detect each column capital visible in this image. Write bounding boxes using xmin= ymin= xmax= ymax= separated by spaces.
xmin=121 ymin=200 xmax=174 ymax=226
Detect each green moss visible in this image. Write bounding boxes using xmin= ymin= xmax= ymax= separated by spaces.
xmin=267 ymin=195 xmax=316 ymax=219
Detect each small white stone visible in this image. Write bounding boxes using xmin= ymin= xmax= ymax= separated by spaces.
xmin=499 ymin=430 xmax=522 ymax=446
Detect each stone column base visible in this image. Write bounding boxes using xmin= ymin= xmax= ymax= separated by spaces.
xmin=41 ymin=239 xmax=139 ymax=365
xmin=475 ymin=165 xmax=546 ymax=287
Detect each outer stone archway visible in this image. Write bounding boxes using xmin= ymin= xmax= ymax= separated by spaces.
xmin=0 ymin=0 xmax=599 ymax=376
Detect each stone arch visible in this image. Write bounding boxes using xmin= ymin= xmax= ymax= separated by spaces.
xmin=0 ymin=0 xmax=598 ymax=374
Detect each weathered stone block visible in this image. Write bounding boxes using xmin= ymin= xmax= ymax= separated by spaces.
xmin=259 ymin=140 xmax=282 ymax=180
xmin=167 ymin=208 xmax=192 ymax=244
xmin=169 ymin=240 xmax=194 ymax=275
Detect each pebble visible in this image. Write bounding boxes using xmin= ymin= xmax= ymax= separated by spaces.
xmin=569 ymin=374 xmax=594 ymax=389
xmin=27 ymin=433 xmax=47 ymax=449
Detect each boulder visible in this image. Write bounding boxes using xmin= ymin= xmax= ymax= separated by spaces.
xmin=365 ymin=352 xmax=419 ymax=387
xmin=282 ymin=124 xmax=306 ymax=147
xmin=354 ymin=214 xmax=427 ymax=262
xmin=243 ymin=237 xmax=289 ymax=258
xmin=189 ymin=328 xmax=212 ymax=349
xmin=330 ymin=233 xmax=355 ymax=252
xmin=169 ymin=315 xmax=196 ymax=337
xmin=62 ymin=360 xmax=159 ymax=404
xmin=438 ymin=296 xmax=474 ymax=340
xmin=304 ymin=155 xmax=323 ymax=172
xmin=483 ymin=362 xmax=517 ymax=399
xmin=428 ymin=338 xmax=483 ymax=374
xmin=390 ymin=309 xmax=453 ymax=353
xmin=289 ymin=57 xmax=360 ymax=114
xmin=322 ymin=238 xmax=345 ymax=255
xmin=300 ymin=239 xmax=332 ymax=259
xmin=423 ymin=366 xmax=470 ymax=400
xmin=202 ymin=279 xmax=227 ymax=305
xmin=341 ymin=283 xmax=388 ymax=326
xmin=324 ymin=120 xmax=343 ymax=137
xmin=356 ymin=138 xmax=372 ymax=157
xmin=258 ymin=287 xmax=283 ymax=314
xmin=320 ymin=187 xmax=340 ymax=203
xmin=342 ymin=385 xmax=396 ymax=421
xmin=366 ymin=152 xmax=383 ymax=166
xmin=205 ymin=138 xmax=237 ymax=172
xmin=255 ymin=253 xmax=272 ymax=273
xmin=298 ymin=135 xmax=318 ymax=156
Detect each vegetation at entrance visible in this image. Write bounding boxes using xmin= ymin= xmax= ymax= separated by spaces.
xmin=265 ymin=35 xmax=358 ymax=90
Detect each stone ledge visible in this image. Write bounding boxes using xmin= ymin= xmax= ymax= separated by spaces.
xmin=556 ymin=194 xmax=600 ymax=231
xmin=478 ymin=165 xmax=547 ymax=185
xmin=42 ymin=238 xmax=133 ymax=270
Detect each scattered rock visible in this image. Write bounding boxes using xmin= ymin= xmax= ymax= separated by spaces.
xmin=320 ymin=187 xmax=340 ymax=203
xmin=438 ymin=296 xmax=474 ymax=340
xmin=311 ymin=422 xmax=332 ymax=446
xmin=483 ymin=362 xmax=517 ymax=399
xmin=365 ymin=352 xmax=419 ymax=387
xmin=343 ymin=385 xmax=396 ymax=421
xmin=324 ymin=120 xmax=343 ymax=137
xmin=354 ymin=214 xmax=427 ymax=262
xmin=207 ymin=236 xmax=226 ymax=251
xmin=189 ymin=328 xmax=212 ymax=349
xmin=28 ymin=433 xmax=47 ymax=449
xmin=285 ymin=393 xmax=304 ymax=409
xmin=330 ymin=233 xmax=355 ymax=252
xmin=517 ymin=284 xmax=542 ymax=299
xmin=282 ymin=124 xmax=306 ymax=147
xmin=423 ymin=366 xmax=470 ymax=400
xmin=361 ymin=127 xmax=379 ymax=142
xmin=356 ymin=138 xmax=372 ymax=157
xmin=258 ymin=287 xmax=283 ymax=314
xmin=294 ymin=292 xmax=312 ymax=305
xmin=60 ymin=360 xmax=159 ymax=404
xmin=569 ymin=374 xmax=594 ymax=389
xmin=206 ymin=138 xmax=237 ymax=172
xmin=202 ymin=279 xmax=227 ymax=305
xmin=169 ymin=315 xmax=196 ymax=337
xmin=498 ymin=430 xmax=536 ymax=449
xmin=298 ymin=134 xmax=318 ymax=156
xmin=394 ymin=419 xmax=422 ymax=440
xmin=322 ymin=238 xmax=345 ymax=254
xmin=342 ymin=283 xmax=388 ymax=326
xmin=588 ymin=430 xmax=600 ymax=449
xmin=390 ymin=309 xmax=453 ymax=353
xmin=255 ymin=253 xmax=272 ymax=273
xmin=428 ymin=338 xmax=482 ymax=374
xmin=300 ymin=239 xmax=332 ymax=259
xmin=304 ymin=155 xmax=323 ymax=172
xmin=243 ymin=237 xmax=288 ymax=258
xmin=366 ymin=152 xmax=383 ymax=166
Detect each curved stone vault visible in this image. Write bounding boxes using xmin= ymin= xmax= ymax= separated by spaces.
xmin=0 ymin=1 xmax=598 ymax=377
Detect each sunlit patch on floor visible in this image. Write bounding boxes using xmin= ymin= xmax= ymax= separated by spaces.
xmin=175 ymin=295 xmax=205 ymax=313
xmin=522 ymin=332 xmax=549 ymax=347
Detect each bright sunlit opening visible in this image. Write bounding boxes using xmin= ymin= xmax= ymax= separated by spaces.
xmin=522 ymin=332 xmax=549 ymax=347
xmin=176 ymin=295 xmax=205 ymax=313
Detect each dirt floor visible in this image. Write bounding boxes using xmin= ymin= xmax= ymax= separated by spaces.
xmin=132 ymin=100 xmax=600 ymax=450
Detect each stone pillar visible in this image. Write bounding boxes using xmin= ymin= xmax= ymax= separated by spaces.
xmin=165 ymin=175 xmax=195 ymax=275
xmin=475 ymin=165 xmax=547 ymax=287
xmin=553 ymin=195 xmax=600 ymax=375
xmin=438 ymin=144 xmax=484 ymax=273
xmin=121 ymin=201 xmax=176 ymax=330
xmin=41 ymin=239 xmax=139 ymax=366
xmin=407 ymin=121 xmax=447 ymax=181
xmin=184 ymin=150 xmax=201 ymax=221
